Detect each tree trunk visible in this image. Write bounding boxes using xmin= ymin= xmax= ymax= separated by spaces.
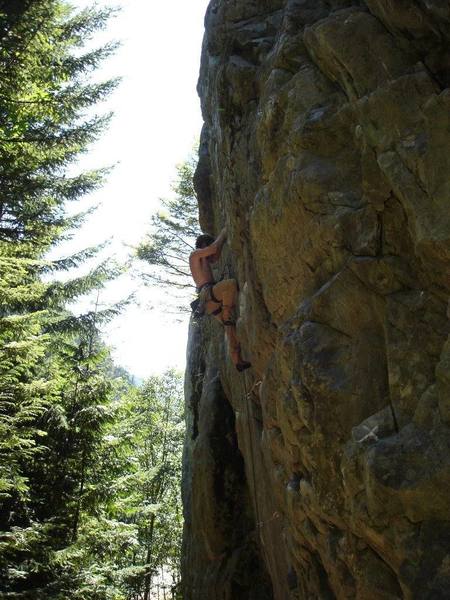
xmin=71 ymin=446 xmax=86 ymax=541
xmin=143 ymin=513 xmax=156 ymax=600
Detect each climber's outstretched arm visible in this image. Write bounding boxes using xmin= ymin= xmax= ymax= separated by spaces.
xmin=209 ymin=227 xmax=227 ymax=262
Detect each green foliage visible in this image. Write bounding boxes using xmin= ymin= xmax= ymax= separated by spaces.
xmin=0 ymin=1 xmax=127 ymax=597
xmin=0 ymin=3 xmax=185 ymax=598
xmin=41 ymin=370 xmax=185 ymax=600
xmin=0 ymin=1 xmax=118 ymax=249
xmin=109 ymin=371 xmax=184 ymax=598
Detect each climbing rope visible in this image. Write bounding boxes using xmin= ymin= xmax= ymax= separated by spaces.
xmin=241 ymin=372 xmax=282 ymax=538
xmin=242 ymin=370 xmax=263 ymax=536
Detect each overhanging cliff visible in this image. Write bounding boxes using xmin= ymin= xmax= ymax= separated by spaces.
xmin=182 ymin=1 xmax=450 ymax=598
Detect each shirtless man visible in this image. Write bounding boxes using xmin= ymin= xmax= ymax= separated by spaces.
xmin=189 ymin=227 xmax=251 ymax=372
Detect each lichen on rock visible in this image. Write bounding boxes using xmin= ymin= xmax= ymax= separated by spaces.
xmin=182 ymin=1 xmax=450 ymax=598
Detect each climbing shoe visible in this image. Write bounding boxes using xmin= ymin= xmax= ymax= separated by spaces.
xmin=236 ymin=361 xmax=251 ymax=372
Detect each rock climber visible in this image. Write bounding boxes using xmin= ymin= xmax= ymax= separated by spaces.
xmin=189 ymin=227 xmax=251 ymax=372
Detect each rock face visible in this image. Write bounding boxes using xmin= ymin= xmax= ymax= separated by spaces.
xmin=182 ymin=1 xmax=450 ymax=598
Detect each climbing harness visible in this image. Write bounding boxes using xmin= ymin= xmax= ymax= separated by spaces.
xmin=190 ymin=281 xmax=222 ymax=318
xmin=196 ymin=281 xmax=220 ymax=302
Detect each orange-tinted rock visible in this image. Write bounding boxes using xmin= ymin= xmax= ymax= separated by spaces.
xmin=182 ymin=1 xmax=450 ymax=598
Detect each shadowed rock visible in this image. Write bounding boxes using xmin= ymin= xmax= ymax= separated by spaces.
xmin=182 ymin=1 xmax=450 ymax=598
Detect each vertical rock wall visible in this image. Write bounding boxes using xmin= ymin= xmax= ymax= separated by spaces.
xmin=182 ymin=1 xmax=450 ymax=598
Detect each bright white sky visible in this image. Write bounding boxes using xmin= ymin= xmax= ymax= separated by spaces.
xmin=69 ymin=0 xmax=209 ymax=378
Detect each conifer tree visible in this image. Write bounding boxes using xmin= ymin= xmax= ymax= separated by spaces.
xmin=0 ymin=1 xmax=121 ymax=596
xmin=94 ymin=370 xmax=184 ymax=600
xmin=136 ymin=151 xmax=199 ymax=310
xmin=0 ymin=3 xmax=185 ymax=598
xmin=40 ymin=370 xmax=185 ymax=600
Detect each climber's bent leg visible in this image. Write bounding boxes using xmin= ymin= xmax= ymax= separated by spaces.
xmin=224 ymin=324 xmax=251 ymax=371
xmin=224 ymin=325 xmax=240 ymax=365
xmin=212 ymin=279 xmax=237 ymax=324
xmin=209 ymin=279 xmax=251 ymax=371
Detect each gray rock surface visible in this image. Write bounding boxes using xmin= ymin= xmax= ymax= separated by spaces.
xmin=182 ymin=1 xmax=450 ymax=598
